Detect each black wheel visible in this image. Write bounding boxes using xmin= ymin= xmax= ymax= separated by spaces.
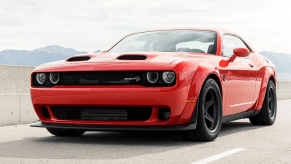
xmin=46 ymin=128 xmax=85 ymax=137
xmin=181 ymin=78 xmax=222 ymax=141
xmin=249 ymin=80 xmax=277 ymax=125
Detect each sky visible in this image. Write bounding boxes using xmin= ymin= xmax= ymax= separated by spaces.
xmin=0 ymin=0 xmax=291 ymax=53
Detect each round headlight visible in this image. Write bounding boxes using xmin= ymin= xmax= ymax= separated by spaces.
xmin=36 ymin=73 xmax=46 ymax=85
xmin=162 ymin=71 xmax=175 ymax=83
xmin=49 ymin=73 xmax=60 ymax=84
xmin=146 ymin=72 xmax=159 ymax=83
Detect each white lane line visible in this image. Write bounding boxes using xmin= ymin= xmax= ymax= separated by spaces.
xmin=191 ymin=148 xmax=246 ymax=164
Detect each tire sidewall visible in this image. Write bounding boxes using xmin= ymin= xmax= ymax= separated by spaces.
xmin=197 ymin=79 xmax=223 ymax=140
xmin=262 ymin=81 xmax=277 ymax=124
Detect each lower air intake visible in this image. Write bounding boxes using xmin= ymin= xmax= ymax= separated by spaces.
xmin=159 ymin=108 xmax=170 ymax=120
xmin=52 ymin=107 xmax=152 ymax=121
xmin=42 ymin=107 xmax=51 ymax=118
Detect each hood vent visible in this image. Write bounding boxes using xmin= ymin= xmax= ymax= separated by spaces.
xmin=117 ymin=55 xmax=147 ymax=60
xmin=67 ymin=56 xmax=91 ymax=62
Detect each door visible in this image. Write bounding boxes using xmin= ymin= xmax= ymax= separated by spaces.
xmin=222 ymin=34 xmax=257 ymax=116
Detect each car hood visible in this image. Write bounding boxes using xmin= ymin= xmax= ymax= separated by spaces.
xmin=34 ymin=52 xmax=209 ymax=72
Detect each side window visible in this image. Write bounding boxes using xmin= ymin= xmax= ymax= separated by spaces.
xmin=175 ymin=41 xmax=213 ymax=54
xmin=222 ymin=35 xmax=249 ymax=57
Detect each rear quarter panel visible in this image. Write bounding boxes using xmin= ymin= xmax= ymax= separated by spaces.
xmin=253 ymin=53 xmax=277 ymax=110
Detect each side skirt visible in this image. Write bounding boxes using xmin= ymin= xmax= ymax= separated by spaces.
xmin=222 ymin=110 xmax=260 ymax=123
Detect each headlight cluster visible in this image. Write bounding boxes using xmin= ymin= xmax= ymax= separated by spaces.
xmin=33 ymin=71 xmax=176 ymax=87
xmin=146 ymin=72 xmax=159 ymax=83
xmin=146 ymin=71 xmax=175 ymax=84
xmin=35 ymin=73 xmax=60 ymax=85
xmin=162 ymin=71 xmax=175 ymax=83
xmin=36 ymin=73 xmax=46 ymax=85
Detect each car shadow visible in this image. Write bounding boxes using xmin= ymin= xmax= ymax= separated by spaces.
xmin=220 ymin=119 xmax=265 ymax=137
xmin=32 ymin=119 xmax=264 ymax=146
xmin=27 ymin=119 xmax=265 ymax=148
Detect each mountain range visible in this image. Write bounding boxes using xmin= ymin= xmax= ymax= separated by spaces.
xmin=0 ymin=45 xmax=101 ymax=66
xmin=259 ymin=51 xmax=291 ymax=81
xmin=0 ymin=45 xmax=290 ymax=80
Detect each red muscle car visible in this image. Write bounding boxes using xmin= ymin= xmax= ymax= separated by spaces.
xmin=30 ymin=28 xmax=277 ymax=141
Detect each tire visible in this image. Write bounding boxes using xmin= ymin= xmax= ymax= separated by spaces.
xmin=249 ymin=80 xmax=277 ymax=125
xmin=46 ymin=128 xmax=85 ymax=137
xmin=181 ymin=78 xmax=223 ymax=141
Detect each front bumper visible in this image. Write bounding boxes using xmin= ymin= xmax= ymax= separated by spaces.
xmin=30 ymin=71 xmax=198 ymax=126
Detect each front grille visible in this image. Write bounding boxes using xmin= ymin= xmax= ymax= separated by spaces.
xmin=52 ymin=107 xmax=152 ymax=121
xmin=58 ymin=71 xmax=146 ymax=86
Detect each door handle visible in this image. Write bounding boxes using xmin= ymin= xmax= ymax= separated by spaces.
xmin=249 ymin=63 xmax=254 ymax=67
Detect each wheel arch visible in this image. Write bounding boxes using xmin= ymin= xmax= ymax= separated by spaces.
xmin=206 ymin=74 xmax=223 ymax=98
xmin=269 ymin=76 xmax=276 ymax=87
xmin=178 ymin=63 xmax=223 ymax=125
xmin=255 ymin=67 xmax=276 ymax=110
xmin=188 ymin=62 xmax=222 ymax=96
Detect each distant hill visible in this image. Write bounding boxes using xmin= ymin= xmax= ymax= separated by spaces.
xmin=0 ymin=45 xmax=88 ymax=66
xmin=35 ymin=45 xmax=87 ymax=56
xmin=93 ymin=49 xmax=101 ymax=53
xmin=259 ymin=51 xmax=291 ymax=81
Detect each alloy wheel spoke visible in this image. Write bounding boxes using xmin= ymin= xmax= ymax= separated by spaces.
xmin=269 ymin=94 xmax=272 ymax=102
xmin=205 ymin=99 xmax=214 ymax=110
xmin=204 ymin=111 xmax=214 ymax=124
xmin=269 ymin=107 xmax=273 ymax=116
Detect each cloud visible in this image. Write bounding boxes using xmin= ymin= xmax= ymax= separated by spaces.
xmin=0 ymin=0 xmax=291 ymax=53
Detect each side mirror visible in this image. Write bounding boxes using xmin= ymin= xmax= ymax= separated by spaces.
xmin=219 ymin=47 xmax=250 ymax=67
xmin=229 ymin=48 xmax=249 ymax=62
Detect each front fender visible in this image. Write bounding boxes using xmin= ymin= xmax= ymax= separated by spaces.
xmin=255 ymin=66 xmax=276 ymax=110
xmin=188 ymin=62 xmax=221 ymax=94
xmin=178 ymin=62 xmax=221 ymax=124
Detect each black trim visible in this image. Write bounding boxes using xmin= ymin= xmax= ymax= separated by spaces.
xmin=51 ymin=106 xmax=152 ymax=121
xmin=67 ymin=56 xmax=91 ymax=62
xmin=187 ymin=94 xmax=200 ymax=125
xmin=30 ymin=121 xmax=197 ymax=131
xmin=222 ymin=110 xmax=259 ymax=123
xmin=41 ymin=107 xmax=51 ymax=118
xmin=31 ymin=109 xmax=260 ymax=131
xmin=117 ymin=55 xmax=147 ymax=60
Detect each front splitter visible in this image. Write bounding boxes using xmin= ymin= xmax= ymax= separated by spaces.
xmin=31 ymin=120 xmax=197 ymax=131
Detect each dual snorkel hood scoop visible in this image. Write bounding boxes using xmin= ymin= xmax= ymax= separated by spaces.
xmin=67 ymin=54 xmax=147 ymax=62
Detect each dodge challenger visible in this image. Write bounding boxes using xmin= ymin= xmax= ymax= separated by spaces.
xmin=30 ymin=28 xmax=277 ymax=141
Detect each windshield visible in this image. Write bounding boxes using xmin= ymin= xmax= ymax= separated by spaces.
xmin=109 ymin=30 xmax=217 ymax=54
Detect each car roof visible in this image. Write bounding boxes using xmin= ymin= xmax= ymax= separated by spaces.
xmin=129 ymin=28 xmax=237 ymax=35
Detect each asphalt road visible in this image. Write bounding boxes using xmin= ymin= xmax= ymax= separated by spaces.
xmin=0 ymin=99 xmax=291 ymax=164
